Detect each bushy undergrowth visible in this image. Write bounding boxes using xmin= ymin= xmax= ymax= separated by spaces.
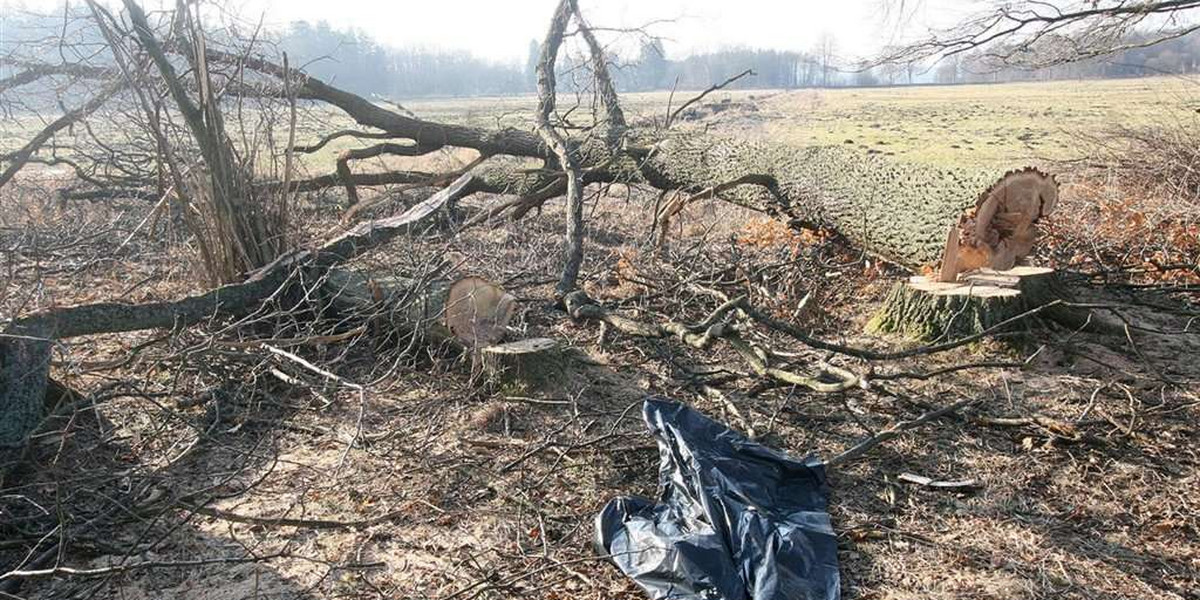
xmin=1044 ymin=117 xmax=1200 ymax=283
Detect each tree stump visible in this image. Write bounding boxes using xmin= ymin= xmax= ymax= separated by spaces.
xmin=867 ymin=266 xmax=1075 ymax=341
xmin=479 ymin=338 xmax=564 ymax=391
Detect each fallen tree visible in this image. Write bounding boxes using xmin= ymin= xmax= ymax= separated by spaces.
xmin=1 ymin=11 xmax=1058 ymax=281
xmin=642 ymin=139 xmax=1058 ymax=277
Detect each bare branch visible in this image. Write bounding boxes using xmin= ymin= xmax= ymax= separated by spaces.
xmin=666 ymin=68 xmax=756 ymax=128
xmin=535 ymin=0 xmax=587 ymax=297
xmin=877 ymin=0 xmax=1200 ymax=69
xmin=0 ymin=82 xmax=122 ymax=188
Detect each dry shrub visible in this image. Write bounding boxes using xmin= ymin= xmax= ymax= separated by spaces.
xmin=178 ymin=168 xmax=290 ymax=286
xmin=735 ymin=218 xmax=821 ymax=253
xmin=589 ymin=247 xmax=648 ymax=301
xmin=1045 ymin=117 xmax=1200 ymax=282
xmin=1106 ymin=121 xmax=1200 ymax=205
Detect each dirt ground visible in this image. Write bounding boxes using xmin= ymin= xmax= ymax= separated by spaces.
xmin=2 ymin=83 xmax=1199 ymax=600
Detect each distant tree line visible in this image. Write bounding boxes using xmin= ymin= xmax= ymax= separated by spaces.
xmin=273 ymin=23 xmax=873 ymax=96
xmin=3 ymin=10 xmax=1199 ymax=99
xmin=278 ymin=21 xmax=527 ymax=98
xmin=275 ymin=22 xmax=1200 ymax=97
xmin=274 ymin=23 xmax=848 ymax=97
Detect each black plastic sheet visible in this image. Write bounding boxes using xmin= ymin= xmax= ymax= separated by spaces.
xmin=595 ymin=398 xmax=840 ymax=600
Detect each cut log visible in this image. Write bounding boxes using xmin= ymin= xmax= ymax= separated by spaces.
xmin=445 ymin=278 xmax=518 ymax=347
xmin=867 ymin=266 xmax=1080 ymax=340
xmin=478 ymin=338 xmax=564 ymax=390
xmin=319 ymin=269 xmax=516 ymax=348
xmin=643 ymin=137 xmax=1057 ymax=280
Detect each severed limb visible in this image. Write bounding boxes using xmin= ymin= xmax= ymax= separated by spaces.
xmin=339 ymin=153 xmax=489 ymax=223
xmin=562 ymin=290 xmax=860 ymax=392
xmin=724 ymin=334 xmax=861 ymax=392
xmin=0 ymin=63 xmax=112 ymax=95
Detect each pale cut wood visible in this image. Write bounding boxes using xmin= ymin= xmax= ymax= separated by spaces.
xmin=445 ymin=277 xmax=517 ymax=347
xmin=941 ymin=169 xmax=1057 ymax=281
xmin=320 ymin=270 xmax=515 ymax=347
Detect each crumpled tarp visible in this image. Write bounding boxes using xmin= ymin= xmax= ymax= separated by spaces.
xmin=595 ymin=398 xmax=840 ymax=600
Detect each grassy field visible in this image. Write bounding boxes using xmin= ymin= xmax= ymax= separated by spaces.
xmin=326 ymin=76 xmax=1198 ymax=170
xmin=753 ymin=76 xmax=1200 ymax=166
xmin=10 ymin=76 xmax=1193 ymax=177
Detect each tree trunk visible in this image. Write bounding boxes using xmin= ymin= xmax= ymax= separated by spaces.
xmin=479 ymin=338 xmax=564 ymax=391
xmin=642 ymin=137 xmax=1057 ymax=275
xmin=0 ymin=337 xmax=52 ymax=460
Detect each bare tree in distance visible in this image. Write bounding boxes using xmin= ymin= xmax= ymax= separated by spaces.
xmin=814 ymin=31 xmax=839 ymax=87
xmin=878 ymin=0 xmax=1200 ymax=68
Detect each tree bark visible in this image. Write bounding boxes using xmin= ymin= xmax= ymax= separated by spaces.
xmin=642 ymin=136 xmax=1057 ymax=273
xmin=479 ymin=338 xmax=563 ymax=391
xmin=866 ymin=266 xmax=1095 ymax=340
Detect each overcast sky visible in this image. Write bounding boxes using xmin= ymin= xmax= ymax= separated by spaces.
xmin=1 ymin=0 xmax=969 ymax=64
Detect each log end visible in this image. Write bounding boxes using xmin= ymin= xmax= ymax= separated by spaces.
xmin=445 ymin=277 xmax=518 ymax=347
xmin=937 ymin=168 xmax=1058 ymax=282
xmin=321 ymin=269 xmax=516 ymax=348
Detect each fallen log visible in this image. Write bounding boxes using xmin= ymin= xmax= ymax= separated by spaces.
xmin=643 ymin=137 xmax=1058 ymax=280
xmin=0 ymin=175 xmax=474 ymax=456
xmin=6 ymin=47 xmax=1061 ymax=283
xmin=3 ymin=33 xmax=1064 ymax=283
xmin=319 ymin=270 xmax=516 ymax=348
xmin=185 ymin=48 xmax=1060 ymax=280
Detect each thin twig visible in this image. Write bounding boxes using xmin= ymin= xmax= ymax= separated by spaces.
xmin=825 ymin=398 xmax=978 ymax=468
